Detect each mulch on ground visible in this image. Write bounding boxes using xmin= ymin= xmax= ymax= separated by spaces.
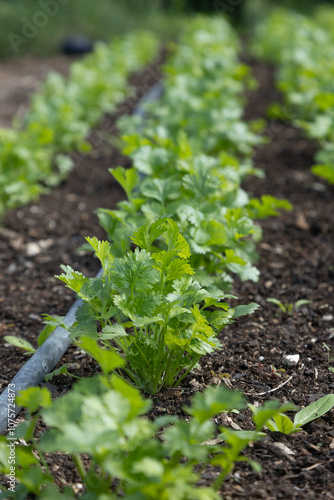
xmin=0 ymin=53 xmax=333 ymax=499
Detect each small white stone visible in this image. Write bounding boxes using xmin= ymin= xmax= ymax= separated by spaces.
xmin=282 ymin=354 xmax=300 ymax=367
xmin=322 ymin=314 xmax=333 ymax=322
xmin=26 ymin=242 xmax=40 ymax=257
xmin=259 ymin=356 xmax=264 ymax=361
xmin=311 ymin=182 xmax=327 ymax=192
xmin=38 ymin=238 xmax=53 ymax=249
xmin=7 ymin=263 xmax=17 ymax=273
xmin=271 ymin=442 xmax=295 ymax=456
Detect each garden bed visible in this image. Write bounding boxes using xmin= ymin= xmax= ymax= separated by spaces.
xmin=0 ymin=56 xmax=333 ymax=498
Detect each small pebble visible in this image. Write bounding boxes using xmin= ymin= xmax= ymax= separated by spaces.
xmin=271 ymin=442 xmax=295 ymax=456
xmin=211 ymin=377 xmax=220 ymax=385
xmin=7 ymin=263 xmax=17 ymax=273
xmin=26 ymin=242 xmax=40 ymax=257
xmin=282 ymin=354 xmax=300 ymax=367
xmin=311 ymin=182 xmax=327 ymax=192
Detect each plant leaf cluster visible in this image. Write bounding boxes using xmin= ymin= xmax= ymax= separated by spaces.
xmin=250 ymin=395 xmax=334 ymax=434
xmin=50 ymin=217 xmax=259 ymax=395
xmin=0 ymin=32 xmax=159 ymax=218
xmin=97 ymin=16 xmax=291 ymax=294
xmin=2 ymin=347 xmax=333 ymax=498
xmin=266 ymin=298 xmax=312 ymax=316
xmin=251 ymin=6 xmax=334 ymax=185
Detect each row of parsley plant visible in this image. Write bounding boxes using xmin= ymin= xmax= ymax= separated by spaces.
xmin=251 ymin=5 xmax=334 ymax=185
xmin=98 ymin=16 xmax=292 ymax=292
xmin=50 ymin=16 xmax=292 ymax=396
xmin=0 ymin=31 xmax=159 ymax=218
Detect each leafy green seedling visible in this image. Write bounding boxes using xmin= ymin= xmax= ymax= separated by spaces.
xmin=4 ymin=324 xmax=55 ymax=355
xmin=266 ymin=298 xmax=312 ymax=315
xmin=212 ymin=429 xmax=263 ymax=489
xmin=110 ymin=166 xmax=140 ymax=201
xmin=323 ymin=343 xmax=334 ymax=373
xmin=260 ymin=395 xmax=334 ymax=434
xmin=184 ymin=385 xmax=246 ymax=424
xmin=249 ymin=400 xmax=297 ymax=431
xmin=44 ymin=364 xmax=84 ymax=382
xmin=247 ymin=195 xmax=292 ymax=219
xmin=3 ymin=336 xmax=36 ymax=355
xmin=312 ymin=164 xmax=334 ymax=185
xmin=16 ymin=387 xmax=52 ymax=416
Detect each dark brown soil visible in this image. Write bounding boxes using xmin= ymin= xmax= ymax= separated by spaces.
xmin=0 ymin=55 xmax=334 ymax=499
xmin=0 ymin=56 xmax=72 ymax=128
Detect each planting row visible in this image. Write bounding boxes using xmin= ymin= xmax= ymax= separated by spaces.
xmin=2 ymin=15 xmax=333 ymax=500
xmin=0 ymin=31 xmax=158 ymax=218
xmin=98 ymin=17 xmax=291 ymax=293
xmin=46 ymin=16 xmax=292 ymax=395
xmin=252 ymin=5 xmax=334 ymax=185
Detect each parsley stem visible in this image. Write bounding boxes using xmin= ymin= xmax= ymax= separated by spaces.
xmin=174 ymin=355 xmax=201 ymax=387
xmin=72 ymin=453 xmax=87 ymax=481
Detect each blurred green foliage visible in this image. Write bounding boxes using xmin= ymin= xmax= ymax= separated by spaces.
xmin=0 ymin=0 xmax=183 ymax=60
xmin=0 ymin=0 xmax=332 ymax=60
xmin=180 ymin=0 xmax=334 ymax=30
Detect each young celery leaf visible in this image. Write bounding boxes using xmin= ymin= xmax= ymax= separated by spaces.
xmin=249 ymin=400 xmax=297 ymax=431
xmin=141 ymin=177 xmax=181 ymax=205
xmin=76 ymin=337 xmax=124 ymax=376
xmin=113 ymin=291 xmax=163 ymax=320
xmin=184 ymin=386 xmax=245 ymax=424
xmin=55 ymin=265 xmax=88 ymax=294
xmin=231 ymin=302 xmax=260 ymax=319
xmin=247 ymin=195 xmax=293 ymax=219
xmin=166 ymin=276 xmax=209 ymax=309
xmin=109 ymin=166 xmax=140 ymax=200
xmin=110 ymin=247 xmax=160 ymax=295
xmin=131 ymin=216 xmax=170 ymax=250
xmin=85 ymin=236 xmax=113 ymax=271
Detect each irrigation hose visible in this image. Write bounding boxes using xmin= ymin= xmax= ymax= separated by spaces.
xmin=0 ymin=299 xmax=80 ymax=433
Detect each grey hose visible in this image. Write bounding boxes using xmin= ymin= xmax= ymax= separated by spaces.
xmin=0 ymin=299 xmax=80 ymax=432
xmin=133 ymin=83 xmax=163 ymax=121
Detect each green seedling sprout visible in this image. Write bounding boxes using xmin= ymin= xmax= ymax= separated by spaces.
xmin=4 ymin=324 xmax=55 ymax=356
xmin=251 ymin=395 xmax=334 ymax=434
xmin=323 ymin=343 xmax=334 ymax=373
xmin=266 ymin=298 xmax=312 ymax=315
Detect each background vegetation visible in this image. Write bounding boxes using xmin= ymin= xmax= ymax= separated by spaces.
xmin=1 ymin=0 xmax=333 ymax=60
xmin=0 ymin=0 xmax=181 ymax=59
